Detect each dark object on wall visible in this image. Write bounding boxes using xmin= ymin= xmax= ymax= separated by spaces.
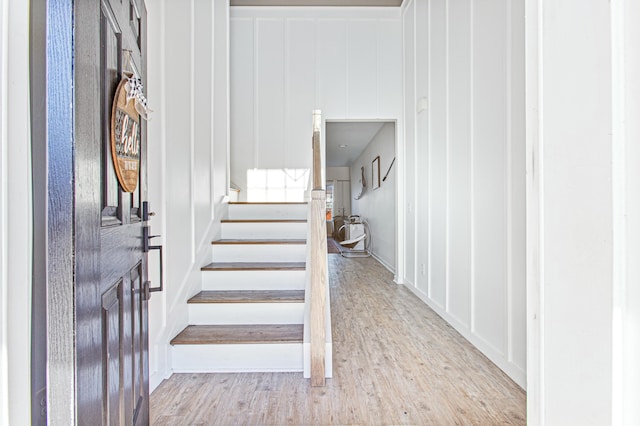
xmin=354 ymin=166 xmax=367 ymax=200
xmin=382 ymin=157 xmax=396 ymax=182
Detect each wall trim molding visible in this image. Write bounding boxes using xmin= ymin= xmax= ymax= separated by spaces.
xmin=524 ymin=0 xmax=542 ymax=422
xmin=403 ymin=0 xmax=526 ymax=393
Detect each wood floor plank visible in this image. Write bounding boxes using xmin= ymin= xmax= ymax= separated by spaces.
xmin=188 ymin=290 xmax=305 ymax=304
xmin=212 ymin=239 xmax=306 ymax=245
xmin=153 ymin=255 xmax=526 ymax=425
xmin=170 ymin=324 xmax=304 ymax=345
xmin=201 ymin=261 xmax=306 ymax=271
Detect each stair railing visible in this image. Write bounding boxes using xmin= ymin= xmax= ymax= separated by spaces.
xmin=307 ymin=109 xmax=329 ymax=386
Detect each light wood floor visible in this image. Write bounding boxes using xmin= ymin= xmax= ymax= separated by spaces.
xmin=150 ymin=255 xmax=526 ymax=425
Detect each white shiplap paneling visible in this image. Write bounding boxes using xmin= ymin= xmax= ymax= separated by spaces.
xmin=146 ymin=0 xmax=230 ymax=393
xmin=193 ymin=0 xmax=214 ymax=245
xmin=347 ymin=20 xmax=378 ymax=117
xmin=402 ymin=0 xmax=417 ymax=287
xmin=256 ymin=18 xmax=286 ymax=169
xmin=402 ymin=0 xmax=526 ymax=387
xmin=165 ymin=0 xmax=195 ymax=296
xmin=446 ymin=0 xmax=472 ymax=328
xmin=316 ymin=19 xmax=348 ymax=118
xmin=507 ymin=0 xmax=526 ymax=377
xmin=230 ymin=18 xmax=255 ymax=193
xmin=471 ymin=0 xmax=507 ymax=356
xmin=230 ymin=7 xmax=403 ymax=199
xmin=287 ymin=19 xmax=316 ymax=168
xmin=377 ymin=20 xmax=403 ymax=118
xmin=427 ymin=0 xmax=447 ymax=307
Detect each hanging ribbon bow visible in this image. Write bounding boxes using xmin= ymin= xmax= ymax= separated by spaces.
xmin=124 ymin=75 xmax=150 ymax=120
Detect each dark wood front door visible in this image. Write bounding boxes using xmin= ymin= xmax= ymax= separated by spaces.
xmin=74 ymin=0 xmax=150 ymax=424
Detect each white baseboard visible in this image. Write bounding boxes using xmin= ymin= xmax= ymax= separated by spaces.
xmin=370 ymin=251 xmax=396 ymax=275
xmin=402 ymin=283 xmax=527 ymax=389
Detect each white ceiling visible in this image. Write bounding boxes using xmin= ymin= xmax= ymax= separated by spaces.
xmin=325 ymin=122 xmax=385 ymax=167
xmin=231 ymin=0 xmax=403 ymax=6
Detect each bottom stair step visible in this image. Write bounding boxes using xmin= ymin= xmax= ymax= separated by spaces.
xmin=170 ymin=324 xmax=303 ymax=345
xmin=170 ymin=324 xmax=304 ymax=373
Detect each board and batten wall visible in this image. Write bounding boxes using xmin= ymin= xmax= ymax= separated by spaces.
xmin=350 ymin=122 xmax=396 ymax=272
xmin=230 ymin=7 xmax=403 ymax=200
xmin=146 ymin=0 xmax=230 ymax=392
xmin=402 ymin=0 xmax=526 ymax=387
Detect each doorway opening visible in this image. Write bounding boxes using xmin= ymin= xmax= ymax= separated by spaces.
xmin=325 ymin=120 xmax=397 ymax=272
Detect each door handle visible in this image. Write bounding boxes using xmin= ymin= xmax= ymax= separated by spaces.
xmin=143 ymin=225 xmax=163 ymax=299
xmin=142 ymin=201 xmax=163 ymax=299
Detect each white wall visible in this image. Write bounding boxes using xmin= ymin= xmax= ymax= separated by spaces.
xmin=617 ymin=2 xmax=640 ymax=423
xmin=540 ymin=2 xmax=613 ymax=420
xmin=526 ymin=0 xmax=640 ymax=424
xmin=230 ymin=7 xmax=403 ymax=200
xmin=349 ymin=122 xmax=396 ymax=271
xmin=617 ymin=3 xmax=640 ymax=424
xmin=146 ymin=0 xmax=229 ymax=392
xmin=402 ymin=0 xmax=526 ymax=387
xmin=0 ymin=0 xmax=32 ymax=423
xmin=326 ymin=166 xmax=349 ymax=182
xmin=327 ymin=168 xmax=351 ymax=218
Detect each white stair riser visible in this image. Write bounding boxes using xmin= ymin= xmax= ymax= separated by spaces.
xmin=202 ymin=270 xmax=305 ymax=291
xmin=212 ymin=244 xmax=306 ymax=262
xmin=221 ymin=222 xmax=307 ymax=239
xmin=188 ymin=303 xmax=304 ymax=325
xmin=172 ymin=343 xmax=304 ymax=372
xmin=228 ymin=204 xmax=307 ymax=220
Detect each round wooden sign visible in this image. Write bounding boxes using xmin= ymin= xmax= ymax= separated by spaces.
xmin=110 ymin=77 xmax=141 ymax=193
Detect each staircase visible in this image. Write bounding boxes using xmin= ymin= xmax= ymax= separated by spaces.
xmin=170 ymin=202 xmax=310 ymax=373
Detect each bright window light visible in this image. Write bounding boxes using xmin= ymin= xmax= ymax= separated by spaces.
xmin=247 ymin=168 xmax=310 ymax=202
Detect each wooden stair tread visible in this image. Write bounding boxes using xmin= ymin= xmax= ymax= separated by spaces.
xmin=170 ymin=324 xmax=304 ymax=345
xmin=229 ymin=202 xmax=307 ymax=205
xmin=188 ymin=290 xmax=304 ymax=304
xmin=201 ymin=262 xmax=306 ymax=271
xmin=212 ymin=239 xmax=306 ymax=245
xmin=221 ymin=219 xmax=307 ymax=223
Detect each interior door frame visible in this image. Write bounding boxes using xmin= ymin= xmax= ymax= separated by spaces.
xmin=525 ymin=1 xmax=640 ymax=423
xmin=29 ymin=0 xmax=48 ymax=423
xmin=323 ymin=118 xmax=400 ymax=280
xmin=34 ymin=0 xmax=78 ymax=423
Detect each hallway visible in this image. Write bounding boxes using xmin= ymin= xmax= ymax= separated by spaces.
xmin=150 ymin=255 xmax=525 ymax=424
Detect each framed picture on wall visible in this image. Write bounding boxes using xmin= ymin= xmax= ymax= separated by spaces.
xmin=372 ymin=156 xmax=380 ymax=189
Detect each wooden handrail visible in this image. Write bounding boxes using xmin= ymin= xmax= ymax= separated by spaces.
xmin=309 ymin=190 xmax=327 ymax=386
xmin=309 ymin=109 xmax=327 ymax=386
xmin=312 ymin=131 xmax=322 ymax=190
xmin=312 ymin=110 xmax=323 ymax=190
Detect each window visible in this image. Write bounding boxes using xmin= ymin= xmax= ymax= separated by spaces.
xmin=246 ymin=168 xmax=310 ymax=202
xmin=326 ymin=184 xmax=334 ymax=220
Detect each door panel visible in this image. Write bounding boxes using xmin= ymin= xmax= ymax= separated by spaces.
xmin=130 ymin=263 xmax=147 ymax=423
xmin=102 ymin=282 xmax=122 ymax=425
xmin=101 ymin=4 xmax=122 ymax=223
xmin=76 ymin=0 xmax=149 ymax=424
